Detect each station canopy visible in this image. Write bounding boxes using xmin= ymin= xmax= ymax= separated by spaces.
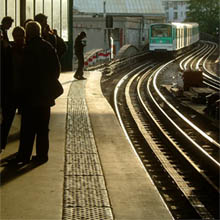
xmin=73 ymin=0 xmax=165 ymax=17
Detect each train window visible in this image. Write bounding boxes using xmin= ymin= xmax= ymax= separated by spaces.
xmin=151 ymin=25 xmax=172 ymax=37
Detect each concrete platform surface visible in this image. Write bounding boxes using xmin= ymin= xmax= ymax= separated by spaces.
xmin=0 ymin=71 xmax=173 ymax=220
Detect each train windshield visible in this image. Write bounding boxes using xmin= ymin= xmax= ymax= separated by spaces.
xmin=151 ymin=25 xmax=172 ymax=37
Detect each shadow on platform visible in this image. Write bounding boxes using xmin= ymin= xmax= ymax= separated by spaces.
xmin=0 ymin=153 xmax=46 ymax=187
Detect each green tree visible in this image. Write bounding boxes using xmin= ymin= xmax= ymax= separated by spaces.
xmin=185 ymin=0 xmax=219 ymax=37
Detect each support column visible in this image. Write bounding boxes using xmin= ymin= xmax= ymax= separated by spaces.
xmin=20 ymin=0 xmax=26 ymax=26
xmin=68 ymin=0 xmax=73 ymax=70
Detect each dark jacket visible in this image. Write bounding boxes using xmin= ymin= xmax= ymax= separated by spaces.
xmin=0 ymin=25 xmax=9 ymax=44
xmin=1 ymin=42 xmax=13 ymax=107
xmin=21 ymin=37 xmax=61 ymax=106
xmin=43 ymin=32 xmax=57 ymax=49
xmin=74 ymin=35 xmax=85 ymax=55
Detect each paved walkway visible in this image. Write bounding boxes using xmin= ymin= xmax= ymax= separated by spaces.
xmin=0 ymin=71 xmax=172 ymax=220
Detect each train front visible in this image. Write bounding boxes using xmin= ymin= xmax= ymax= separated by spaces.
xmin=149 ymin=23 xmax=173 ymax=52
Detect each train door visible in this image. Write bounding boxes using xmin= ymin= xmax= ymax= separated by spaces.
xmin=181 ymin=27 xmax=184 ymax=48
xmin=177 ymin=28 xmax=180 ymax=50
xmin=172 ymin=27 xmax=177 ymax=50
xmin=187 ymin=27 xmax=189 ymax=46
xmin=189 ymin=29 xmax=192 ymax=45
xmin=184 ymin=26 xmax=187 ymax=46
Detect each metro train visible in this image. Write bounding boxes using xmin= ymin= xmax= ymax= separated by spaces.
xmin=149 ymin=22 xmax=199 ymax=55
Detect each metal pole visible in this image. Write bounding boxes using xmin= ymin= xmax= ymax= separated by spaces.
xmin=68 ymin=0 xmax=73 ymax=70
xmin=60 ymin=0 xmax=62 ymax=36
xmin=5 ymin=0 xmax=7 ymax=15
xmin=15 ymin=0 xmax=17 ymax=25
xmin=42 ymin=0 xmax=44 ymax=14
xmin=20 ymin=0 xmax=26 ymax=26
xmin=103 ymin=1 xmax=106 ymax=18
xmin=33 ymin=0 xmax=36 ymax=17
xmin=51 ymin=0 xmax=53 ymax=28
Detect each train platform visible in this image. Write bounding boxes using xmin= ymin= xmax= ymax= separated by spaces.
xmin=0 ymin=70 xmax=173 ymax=220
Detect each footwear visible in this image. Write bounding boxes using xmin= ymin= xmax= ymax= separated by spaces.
xmin=78 ymin=76 xmax=86 ymax=80
xmin=31 ymin=155 xmax=48 ymax=164
xmin=74 ymin=75 xmax=80 ymax=80
xmin=7 ymin=157 xmax=30 ymax=166
xmin=74 ymin=75 xmax=86 ymax=80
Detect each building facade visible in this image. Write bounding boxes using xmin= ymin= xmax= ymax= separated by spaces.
xmin=73 ymin=0 xmax=166 ymax=56
xmin=161 ymin=0 xmax=189 ymax=22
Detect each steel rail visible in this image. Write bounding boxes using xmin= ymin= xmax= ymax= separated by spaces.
xmin=179 ymin=44 xmax=207 ymax=70
xmin=189 ymin=44 xmax=210 ymax=71
xmin=196 ymin=43 xmax=216 ymax=70
xmin=134 ymin=68 xmax=215 ymax=219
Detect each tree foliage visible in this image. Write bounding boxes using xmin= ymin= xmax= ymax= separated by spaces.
xmin=185 ymin=0 xmax=219 ymax=36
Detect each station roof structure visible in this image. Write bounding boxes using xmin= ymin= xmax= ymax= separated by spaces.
xmin=73 ymin=0 xmax=165 ymax=17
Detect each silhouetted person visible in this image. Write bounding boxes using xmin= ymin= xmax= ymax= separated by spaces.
xmin=0 ymin=16 xmax=14 ymax=46
xmin=74 ymin=31 xmax=87 ymax=80
xmin=0 ymin=26 xmax=26 ymax=154
xmin=23 ymin=19 xmax=33 ymax=28
xmin=11 ymin=26 xmax=26 ymax=113
xmin=34 ymin=13 xmax=57 ymax=49
xmin=0 ymin=28 xmax=13 ymax=153
xmin=52 ymin=28 xmax=67 ymax=60
xmin=9 ymin=21 xmax=61 ymax=165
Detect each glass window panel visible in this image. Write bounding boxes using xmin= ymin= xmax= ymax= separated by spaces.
xmin=53 ymin=0 xmax=60 ymax=35
xmin=15 ymin=1 xmax=20 ymax=26
xmin=7 ymin=0 xmax=15 ymax=18
xmin=0 ymin=1 xmax=6 ymax=21
xmin=36 ymin=0 xmax=43 ymax=14
xmin=7 ymin=0 xmax=15 ymax=41
xmin=26 ymin=0 xmax=34 ymax=19
xmin=44 ymin=0 xmax=52 ymax=28
xmin=62 ymin=0 xmax=68 ymax=40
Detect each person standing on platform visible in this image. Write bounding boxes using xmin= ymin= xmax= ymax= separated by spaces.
xmin=9 ymin=21 xmax=61 ymax=165
xmin=34 ymin=13 xmax=57 ymax=49
xmin=11 ymin=26 xmax=26 ymax=114
xmin=0 ymin=16 xmax=14 ymax=46
xmin=0 ymin=25 xmax=24 ymax=154
xmin=52 ymin=28 xmax=67 ymax=61
xmin=74 ymin=31 xmax=87 ymax=80
xmin=34 ymin=14 xmax=67 ymax=63
xmin=0 ymin=28 xmax=13 ymax=153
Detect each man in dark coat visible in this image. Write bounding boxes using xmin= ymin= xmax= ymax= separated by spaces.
xmin=0 ymin=26 xmax=26 ymax=153
xmin=0 ymin=28 xmax=14 ymax=153
xmin=0 ymin=16 xmax=14 ymax=46
xmin=74 ymin=31 xmax=87 ymax=80
xmin=10 ymin=21 xmax=61 ymax=164
xmin=34 ymin=13 xmax=57 ymax=49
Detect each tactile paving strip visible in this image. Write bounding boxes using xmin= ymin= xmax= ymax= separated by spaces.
xmin=64 ymin=176 xmax=106 ymax=190
xmin=65 ymin=154 xmax=103 ymax=176
xmin=66 ymin=99 xmax=98 ymax=154
xmin=64 ymin=189 xmax=110 ymax=207
xmin=63 ymin=207 xmax=113 ymax=220
xmin=63 ymin=78 xmax=113 ymax=220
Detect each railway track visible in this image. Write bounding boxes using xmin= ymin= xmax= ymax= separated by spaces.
xmin=101 ymin=43 xmax=219 ymax=219
xmin=180 ymin=41 xmax=220 ymax=91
